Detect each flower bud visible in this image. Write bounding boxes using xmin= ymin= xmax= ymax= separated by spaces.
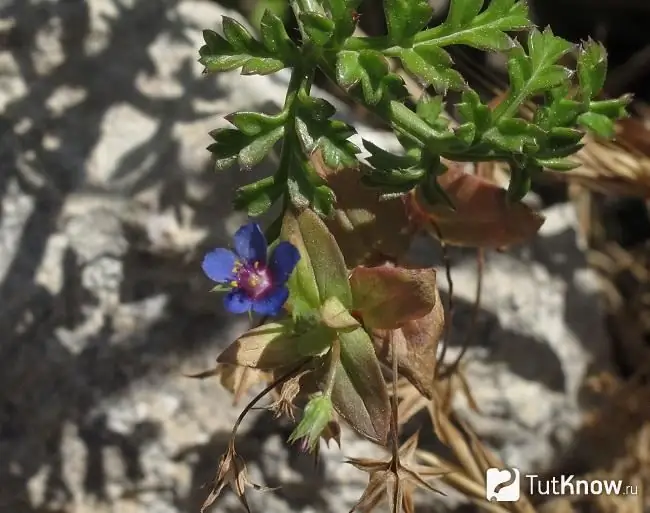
xmin=288 ymin=393 xmax=334 ymax=453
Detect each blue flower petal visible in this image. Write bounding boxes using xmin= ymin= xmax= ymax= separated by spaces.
xmin=233 ymin=223 xmax=267 ymax=265
xmin=269 ymin=241 xmax=300 ymax=285
xmin=202 ymin=248 xmax=238 ymax=283
xmin=224 ymin=289 xmax=252 ymax=314
xmin=251 ymin=286 xmax=289 ymax=316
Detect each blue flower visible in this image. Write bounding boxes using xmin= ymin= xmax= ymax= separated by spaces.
xmin=202 ymin=223 xmax=300 ymax=316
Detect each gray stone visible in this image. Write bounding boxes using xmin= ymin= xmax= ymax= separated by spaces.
xmin=408 ymin=203 xmax=612 ymax=473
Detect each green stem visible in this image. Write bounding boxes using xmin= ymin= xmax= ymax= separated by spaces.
xmin=324 ymin=338 xmax=341 ymax=397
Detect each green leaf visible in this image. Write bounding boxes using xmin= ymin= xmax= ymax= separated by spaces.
xmin=416 ymin=95 xmax=445 ymax=127
xmin=336 ymin=50 xmax=390 ymax=105
xmin=349 ymin=266 xmax=439 ymax=330
xmin=323 ymin=0 xmax=361 ymax=41
xmin=222 ymin=16 xmax=259 ymax=51
xmin=233 ymin=176 xmax=284 ymax=216
xmin=320 ymin=296 xmax=360 ymax=331
xmin=400 ymin=45 xmax=466 ymax=95
xmin=281 ymin=209 xmax=353 ymax=317
xmin=207 ymin=122 xmax=284 ymax=171
xmin=238 ymin=125 xmax=285 ymax=169
xmin=241 ymin=56 xmax=285 ymax=75
xmin=225 ymin=111 xmax=283 ymax=137
xmin=534 ymin=96 xmax=583 ymax=130
xmin=578 ymin=38 xmax=607 ymax=100
xmin=495 ymin=28 xmax=574 ymax=119
xmin=419 ymin=0 xmax=530 ymax=51
xmin=577 ymin=111 xmax=615 ymax=138
xmin=328 ymin=326 xmax=390 ymax=444
xmin=286 ymin=159 xmax=337 ymax=218
xmin=199 ymin=17 xmax=292 ymax=75
xmin=384 ymin=0 xmax=433 ymax=45
xmin=216 ymin=320 xmax=334 ymax=370
xmin=364 ymin=140 xmax=420 ymax=175
xmin=535 ymin=157 xmax=580 ymax=171
xmin=300 ymin=12 xmax=336 ymax=46
xmin=447 ymin=0 xmax=483 ymax=29
xmin=483 ymin=118 xmax=544 ymax=154
xmin=260 ymin=9 xmax=296 ymax=57
xmin=456 ymin=89 xmax=492 ymax=136
xmin=589 ymin=95 xmax=632 ymax=119
xmin=294 ymin=99 xmax=360 ymax=170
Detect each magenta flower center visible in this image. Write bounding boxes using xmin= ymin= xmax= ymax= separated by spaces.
xmin=233 ymin=261 xmax=272 ymax=299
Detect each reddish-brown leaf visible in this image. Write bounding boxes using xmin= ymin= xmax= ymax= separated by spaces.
xmin=350 ymin=265 xmax=439 ymax=330
xmin=311 ymin=152 xmax=414 ymax=267
xmin=407 ymin=163 xmax=545 ymax=248
xmin=372 ymin=286 xmax=445 ymax=399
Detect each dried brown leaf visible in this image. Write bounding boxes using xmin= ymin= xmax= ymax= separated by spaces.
xmin=185 ymin=363 xmax=269 ymax=406
xmin=217 ymin=320 xmax=333 ymax=370
xmin=201 ymin=442 xmax=265 ymax=513
xmin=347 ymin=432 xmax=448 ymax=513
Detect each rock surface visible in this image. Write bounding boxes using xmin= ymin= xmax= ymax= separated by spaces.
xmin=0 ymin=0 xmax=612 ymax=512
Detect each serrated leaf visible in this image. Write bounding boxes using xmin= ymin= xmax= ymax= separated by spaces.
xmin=300 ymin=12 xmax=335 ymax=46
xmin=207 ymin=127 xmax=248 ymax=170
xmin=349 ymin=265 xmax=438 ymax=330
xmin=226 ymin=111 xmax=283 ymax=137
xmin=238 ymin=125 xmax=284 ymax=169
xmin=336 ymin=50 xmax=389 ymax=105
xmin=217 ymin=320 xmax=334 ymax=370
xmin=199 ymin=17 xmax=291 ymax=75
xmin=241 ymin=56 xmax=285 ymax=75
xmin=420 ymin=0 xmax=529 ymax=51
xmin=222 ymin=16 xmax=259 ymax=52
xmin=233 ymin=176 xmax=284 ymax=216
xmin=324 ymin=0 xmax=361 ymax=41
xmin=535 ymin=96 xmax=583 ymax=130
xmin=294 ymin=108 xmax=360 ymax=170
xmin=298 ymin=94 xmax=337 ymax=121
xmin=401 ymin=46 xmax=466 ymax=95
xmin=260 ymin=9 xmax=295 ymax=57
xmin=281 ymin=209 xmax=352 ymax=317
xmin=408 ymin=163 xmax=545 ymax=248
xmin=384 ymin=0 xmax=433 ymax=45
xmin=328 ymin=326 xmax=390 ymax=444
xmin=577 ymin=111 xmax=615 ymax=138
xmin=496 ymin=28 xmax=574 ymax=119
xmin=447 ymin=0 xmax=483 ymax=29
xmin=578 ymin=38 xmax=607 ymax=100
